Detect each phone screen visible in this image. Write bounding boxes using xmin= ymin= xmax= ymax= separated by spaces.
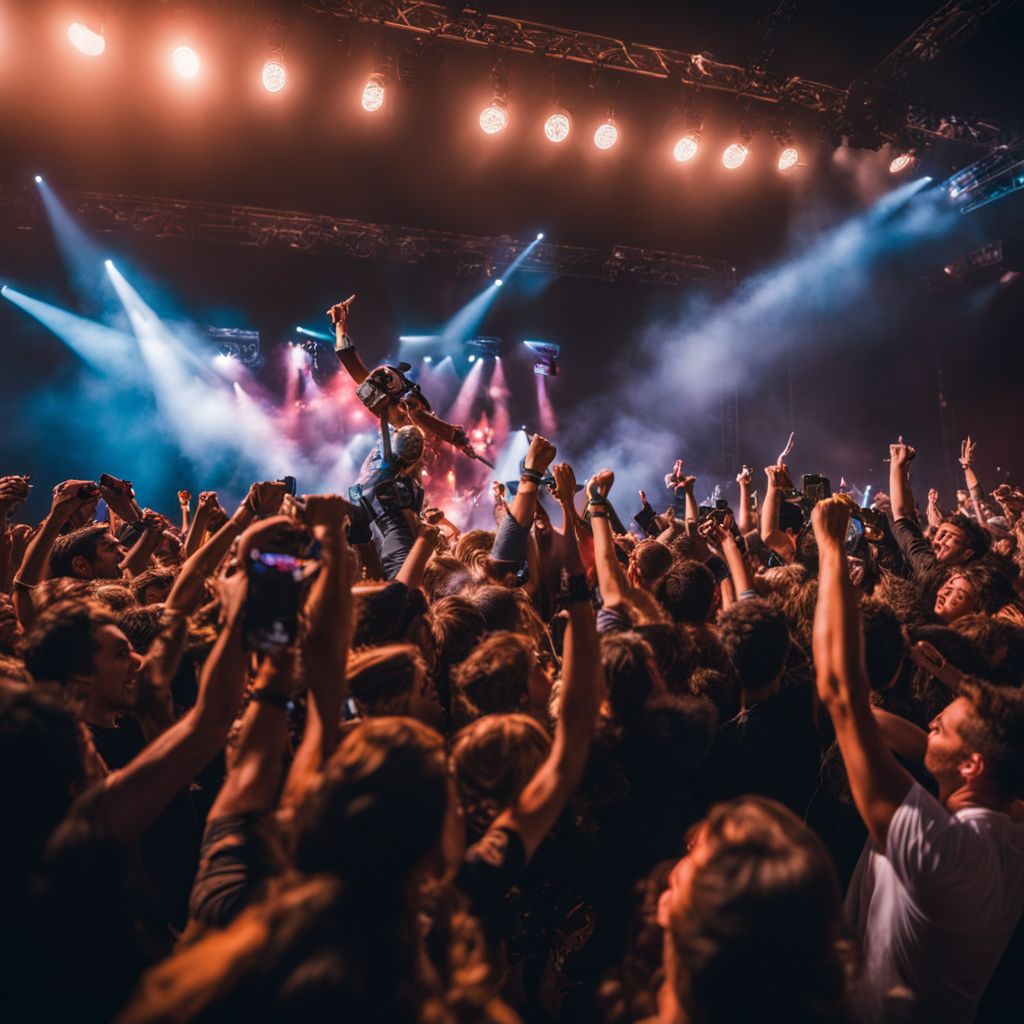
xmin=243 ymin=550 xmax=305 ymax=651
xmin=633 ymin=505 xmax=659 ymax=537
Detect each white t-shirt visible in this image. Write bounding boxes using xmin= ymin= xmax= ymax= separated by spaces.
xmin=846 ymin=782 xmax=1024 ymax=1023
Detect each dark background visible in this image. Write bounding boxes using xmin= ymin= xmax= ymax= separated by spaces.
xmin=2 ymin=1 xmax=1023 ymax=516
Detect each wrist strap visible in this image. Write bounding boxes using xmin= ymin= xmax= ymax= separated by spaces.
xmin=520 ymin=467 xmax=545 ymax=486
xmin=588 ymin=507 xmax=609 ymax=519
xmin=335 ymin=333 xmax=355 ymax=351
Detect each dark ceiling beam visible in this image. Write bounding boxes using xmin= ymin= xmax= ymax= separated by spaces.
xmin=861 ymin=0 xmax=1020 ymax=92
xmin=0 ymin=184 xmax=736 ymax=290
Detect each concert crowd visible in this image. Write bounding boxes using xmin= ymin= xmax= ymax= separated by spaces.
xmin=1 ymin=299 xmax=1023 ymax=1024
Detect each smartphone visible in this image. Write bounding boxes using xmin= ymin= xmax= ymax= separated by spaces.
xmin=802 ymin=474 xmax=832 ymax=505
xmin=634 ymin=504 xmax=659 ymax=537
xmin=243 ymin=549 xmax=305 ymax=651
xmin=279 ymin=475 xmax=297 ymax=496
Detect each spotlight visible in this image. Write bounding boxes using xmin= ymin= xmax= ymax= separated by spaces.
xmin=103 ymin=258 xmax=114 ymax=269
xmin=424 ymin=355 xmax=433 ymax=364
xmin=172 ymin=44 xmax=200 ymax=79
xmin=536 ymin=232 xmax=545 ymax=241
xmin=544 ymin=111 xmax=571 ymax=144
xmin=362 ymin=72 xmax=385 ymax=112
xmin=34 ymin=175 xmax=43 ymax=184
xmin=480 ymin=97 xmax=509 ymax=135
xmin=723 ymin=143 xmax=748 ymax=169
xmin=495 ymin=278 xmax=504 ymax=287
xmin=778 ymin=146 xmax=799 ymax=173
xmin=594 ymin=120 xmax=618 ymax=150
xmin=673 ymin=131 xmax=700 ymax=163
xmin=262 ymin=50 xmax=286 ymax=93
xmin=468 ymin=354 xmax=477 ymax=363
xmin=889 ymin=153 xmax=917 ymax=175
xmin=67 ymin=22 xmax=105 ymax=57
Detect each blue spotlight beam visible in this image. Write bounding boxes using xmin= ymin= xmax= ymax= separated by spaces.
xmin=296 ymin=326 xmax=333 ymax=341
xmin=1 ymin=285 xmax=141 ymax=379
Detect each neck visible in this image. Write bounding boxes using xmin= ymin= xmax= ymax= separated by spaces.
xmin=81 ymin=702 xmax=120 ymax=729
xmin=942 ymin=781 xmax=1012 ymax=815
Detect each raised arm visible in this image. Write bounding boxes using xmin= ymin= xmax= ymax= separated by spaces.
xmin=959 ymin=437 xmax=987 ymax=524
xmin=735 ymin=466 xmax=754 ymax=535
xmin=492 ymin=475 xmax=600 ymax=861
xmin=183 ymin=491 xmax=216 ymax=558
xmin=583 ymin=468 xmax=629 ymax=608
xmin=812 ymin=496 xmax=914 ymax=848
xmin=120 ymin=509 xmax=164 ymax=578
xmin=926 ymin=489 xmax=944 ymax=531
xmin=177 ymin=490 xmax=191 ymax=536
xmin=888 ymin=436 xmax=917 ymax=523
xmin=395 ymin=522 xmax=440 ymax=591
xmin=13 ymin=480 xmax=99 ymax=627
xmin=0 ymin=476 xmax=30 ymax=596
xmin=760 ymin=462 xmax=796 ymax=561
xmin=281 ymin=495 xmax=355 ymax=810
xmin=699 ymin=514 xmax=755 ymax=599
xmin=487 ymin=435 xmax=556 ymax=570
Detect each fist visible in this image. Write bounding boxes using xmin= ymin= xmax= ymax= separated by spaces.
xmin=551 ymin=463 xmax=577 ymax=505
xmin=764 ymin=463 xmax=793 ymax=490
xmin=52 ymin=479 xmax=99 ymax=510
xmin=0 ymin=475 xmax=30 ymax=512
xmin=736 ymin=466 xmax=753 ymax=486
xmin=300 ymin=494 xmax=355 ymax=536
xmin=198 ymin=491 xmax=218 ymax=510
xmin=178 ymin=490 xmax=192 ymax=508
xmin=889 ymin=436 xmax=916 ymax=467
xmin=927 ymin=489 xmax=939 ymax=505
xmin=524 ymin=434 xmax=556 ymax=474
xmin=140 ymin=509 xmax=164 ymax=532
xmin=586 ymin=469 xmax=614 ymax=504
xmin=811 ymin=494 xmax=856 ymax=545
xmin=247 ymin=481 xmax=289 ymax=518
xmin=326 ymin=294 xmax=356 ymax=329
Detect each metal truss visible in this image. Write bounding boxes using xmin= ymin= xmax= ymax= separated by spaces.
xmin=0 ymin=184 xmax=736 ymax=290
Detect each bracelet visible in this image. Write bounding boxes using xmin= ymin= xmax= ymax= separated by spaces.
xmin=250 ymin=689 xmax=291 ymax=711
xmin=12 ymin=577 xmax=35 ymax=590
xmin=588 ymin=507 xmax=609 ymax=519
xmin=335 ymin=333 xmax=355 ymax=351
xmin=520 ymin=467 xmax=546 ymax=486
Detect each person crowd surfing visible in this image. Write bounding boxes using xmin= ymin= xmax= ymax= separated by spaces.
xmin=1 ymin=295 xmax=1023 ymax=1023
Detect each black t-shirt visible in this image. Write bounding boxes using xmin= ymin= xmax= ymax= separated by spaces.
xmin=88 ymin=715 xmax=147 ymax=771
xmin=189 ymin=813 xmax=280 ymax=929
xmin=695 ymin=688 xmax=823 ymax=819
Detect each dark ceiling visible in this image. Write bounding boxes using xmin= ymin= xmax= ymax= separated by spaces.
xmin=3 ymin=1 xmax=1022 ymax=268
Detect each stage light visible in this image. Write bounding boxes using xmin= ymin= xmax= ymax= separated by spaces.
xmin=544 ymin=111 xmax=571 ymax=144
xmin=424 ymin=355 xmax=433 ymax=363
xmin=172 ymin=45 xmax=200 ymax=79
xmin=262 ymin=51 xmax=286 ymax=93
xmin=889 ymin=153 xmax=917 ymax=174
xmin=68 ymin=22 xmax=105 ymax=57
xmin=723 ymin=143 xmax=748 ymax=170
xmin=468 ymin=354 xmax=477 ymax=363
xmin=673 ymin=131 xmax=700 ymax=163
xmin=34 ymin=175 xmax=43 ymax=184
xmin=480 ymin=97 xmax=509 ymax=135
xmin=104 ymin=258 xmax=114 ymax=269
xmin=495 ymin=278 xmax=504 ymax=287
xmin=362 ymin=72 xmax=385 ymax=112
xmin=594 ymin=120 xmax=618 ymax=150
xmin=536 ymin=232 xmax=544 ymax=241
xmin=778 ymin=146 xmax=799 ymax=173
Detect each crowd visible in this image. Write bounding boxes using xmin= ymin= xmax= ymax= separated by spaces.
xmin=2 ymin=306 xmax=1024 ymax=1024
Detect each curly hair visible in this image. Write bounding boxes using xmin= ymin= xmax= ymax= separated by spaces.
xmin=716 ymin=599 xmax=790 ymax=692
xmin=654 ymin=561 xmax=716 ymax=625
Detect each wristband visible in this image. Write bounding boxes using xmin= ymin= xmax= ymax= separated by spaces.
xmin=588 ymin=507 xmax=609 ymax=519
xmin=250 ymin=689 xmax=291 ymax=711
xmin=335 ymin=333 xmax=355 ymax=351
xmin=12 ymin=577 xmax=35 ymax=591
xmin=520 ymin=467 xmax=546 ymax=486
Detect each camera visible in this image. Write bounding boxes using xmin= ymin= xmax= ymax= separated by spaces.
xmin=355 ymin=363 xmax=430 ymax=417
xmin=802 ymin=474 xmax=832 ymax=506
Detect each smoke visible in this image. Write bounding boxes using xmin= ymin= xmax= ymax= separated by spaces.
xmin=567 ymin=172 xmax=960 ymax=502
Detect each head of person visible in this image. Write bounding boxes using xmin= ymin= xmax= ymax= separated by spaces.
xmin=430 ymin=596 xmax=486 ymax=674
xmin=129 ymin=567 xmax=176 ymax=607
xmin=932 ymin=513 xmax=989 ymax=566
xmin=655 ymin=560 xmax=716 ymax=626
xmin=0 ymin=680 xmax=90 ymax=882
xmin=451 ymin=631 xmax=549 ymax=726
xmin=391 ymin=425 xmax=425 ymax=476
xmin=118 ymin=605 xmax=165 ymax=656
xmin=657 ymin=797 xmax=847 ymax=1024
xmin=49 ymin=525 xmax=125 ymax=581
xmin=633 ymin=622 xmax=695 ymax=696
xmin=466 ymin=583 xmax=520 ymax=633
xmin=89 ymin=583 xmax=137 ymax=612
xmin=933 ymin=560 xmax=1014 ymax=625
xmin=925 ymin=677 xmax=1024 ymax=805
xmin=20 ymin=600 xmax=143 ymax=716
xmin=861 ymin=599 xmax=907 ymax=691
xmin=451 ymin=713 xmax=550 ymax=838
xmin=716 ymin=598 xmax=790 ymax=697
xmin=952 ymin=614 xmax=1024 ymax=687
xmin=421 ymin=555 xmax=472 ymax=603
xmin=292 ymin=716 xmax=459 ymax=887
xmin=600 ymin=631 xmax=663 ymax=726
xmin=347 ymin=644 xmax=440 ymax=727
xmin=352 ymin=581 xmax=429 ymax=648
xmin=626 ymin=539 xmax=674 ymax=592
xmin=454 ymin=530 xmax=495 ymax=575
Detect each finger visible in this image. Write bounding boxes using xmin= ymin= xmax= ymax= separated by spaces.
xmin=342 ymin=294 xmax=356 ymax=307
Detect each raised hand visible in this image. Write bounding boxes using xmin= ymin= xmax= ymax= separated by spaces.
xmin=491 ymin=480 xmax=507 ymax=504
xmin=98 ymin=474 xmax=138 ymax=519
xmin=959 ymin=436 xmax=976 ymax=470
xmin=811 ymin=494 xmax=857 ymax=545
xmin=889 ymin=436 xmax=916 ymax=468
xmin=764 ymin=462 xmax=794 ymax=489
xmin=177 ymin=489 xmax=192 ymax=509
xmin=586 ymin=469 xmax=614 ymax=504
xmin=736 ymin=466 xmax=753 ymax=486
xmin=551 ymin=463 xmax=578 ymax=507
xmin=0 ymin=475 xmax=30 ymax=515
xmin=51 ymin=479 xmax=99 ymax=513
xmin=246 ymin=480 xmax=290 ymax=518
xmin=299 ymin=493 xmax=355 ymax=540
xmin=326 ymin=294 xmax=356 ymax=331
xmin=524 ymin=434 xmax=557 ymax=474
xmin=698 ymin=512 xmax=734 ymax=546
xmin=927 ymin=488 xmax=940 ymax=506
